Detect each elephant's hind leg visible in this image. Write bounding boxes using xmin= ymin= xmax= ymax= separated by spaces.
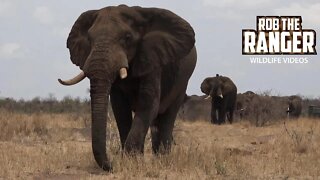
xmin=151 ymin=93 xmax=185 ymax=154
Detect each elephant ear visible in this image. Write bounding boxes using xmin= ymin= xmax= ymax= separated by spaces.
xmin=220 ymin=77 xmax=234 ymax=95
xmin=67 ymin=10 xmax=98 ymax=69
xmin=130 ymin=7 xmax=195 ymax=77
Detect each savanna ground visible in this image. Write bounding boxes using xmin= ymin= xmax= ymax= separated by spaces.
xmin=0 ymin=110 xmax=319 ymax=179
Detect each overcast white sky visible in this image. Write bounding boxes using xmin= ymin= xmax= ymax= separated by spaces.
xmin=0 ymin=0 xmax=319 ymax=100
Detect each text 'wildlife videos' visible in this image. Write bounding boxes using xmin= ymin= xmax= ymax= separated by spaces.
xmin=249 ymin=57 xmax=308 ymax=64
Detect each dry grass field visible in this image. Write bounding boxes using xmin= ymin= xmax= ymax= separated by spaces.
xmin=0 ymin=109 xmax=319 ymax=179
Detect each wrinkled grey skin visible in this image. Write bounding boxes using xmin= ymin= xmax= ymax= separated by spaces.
xmin=200 ymin=75 xmax=237 ymax=124
xmin=287 ymin=95 xmax=302 ymax=118
xmin=63 ymin=5 xmax=196 ymax=171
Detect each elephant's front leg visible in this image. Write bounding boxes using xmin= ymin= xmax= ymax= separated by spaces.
xmin=218 ymin=102 xmax=227 ymax=124
xmin=228 ymin=108 xmax=234 ymax=124
xmin=124 ymin=74 xmax=160 ymax=154
xmin=110 ymin=88 xmax=132 ymax=150
xmin=211 ymin=99 xmax=218 ymax=124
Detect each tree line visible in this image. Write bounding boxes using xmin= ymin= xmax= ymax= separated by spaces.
xmin=0 ymin=95 xmax=91 ymax=114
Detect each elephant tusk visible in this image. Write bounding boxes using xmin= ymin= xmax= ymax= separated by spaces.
xmin=205 ymin=95 xmax=211 ymax=99
xmin=119 ymin=68 xmax=127 ymax=79
xmin=219 ymin=94 xmax=223 ymax=99
xmin=58 ymin=71 xmax=85 ymax=86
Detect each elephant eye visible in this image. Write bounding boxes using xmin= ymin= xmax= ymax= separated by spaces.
xmin=124 ymin=33 xmax=133 ymax=45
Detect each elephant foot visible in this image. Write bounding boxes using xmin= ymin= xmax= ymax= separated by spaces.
xmin=151 ymin=128 xmax=174 ymax=154
xmin=100 ymin=161 xmax=113 ymax=172
xmin=211 ymin=120 xmax=219 ymax=125
xmin=152 ymin=143 xmax=172 ymax=155
xmin=211 ymin=121 xmax=224 ymax=125
xmin=124 ymin=146 xmax=144 ymax=155
xmin=217 ymin=119 xmax=226 ymax=125
xmin=124 ymin=124 xmax=148 ymax=154
xmin=151 ymin=134 xmax=174 ymax=155
xmin=124 ymin=138 xmax=144 ymax=155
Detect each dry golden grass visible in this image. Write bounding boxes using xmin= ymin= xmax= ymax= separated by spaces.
xmin=0 ymin=109 xmax=319 ymax=179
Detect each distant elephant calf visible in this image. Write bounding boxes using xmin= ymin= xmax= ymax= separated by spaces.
xmin=200 ymin=74 xmax=237 ymax=124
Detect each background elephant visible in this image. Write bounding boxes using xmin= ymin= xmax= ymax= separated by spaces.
xmin=235 ymin=91 xmax=299 ymax=126
xmin=178 ymin=94 xmax=211 ymax=121
xmin=200 ymin=74 xmax=237 ymax=124
xmin=58 ymin=5 xmax=196 ymax=171
xmin=236 ymin=91 xmax=256 ymax=119
xmin=287 ymin=95 xmax=302 ymax=118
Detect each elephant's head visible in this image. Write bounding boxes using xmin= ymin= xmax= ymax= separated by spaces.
xmin=200 ymin=74 xmax=224 ymax=99
xmin=58 ymin=5 xmax=195 ymax=171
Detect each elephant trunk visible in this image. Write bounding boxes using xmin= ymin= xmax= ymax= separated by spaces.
xmin=90 ymin=78 xmax=112 ymax=171
xmin=216 ymin=88 xmax=223 ymax=99
xmin=87 ymin=48 xmax=128 ymax=171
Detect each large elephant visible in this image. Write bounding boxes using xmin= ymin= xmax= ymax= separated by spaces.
xmin=200 ymin=74 xmax=237 ymax=124
xmin=287 ymin=95 xmax=302 ymax=118
xmin=58 ymin=5 xmax=196 ymax=171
